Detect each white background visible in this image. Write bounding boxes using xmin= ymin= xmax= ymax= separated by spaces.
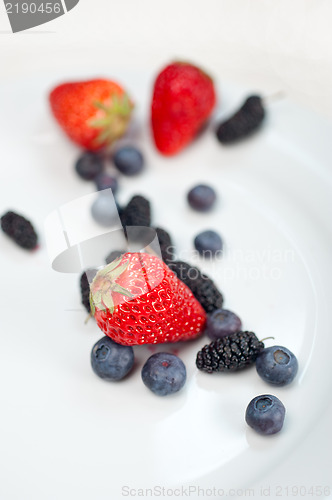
xmin=0 ymin=1 xmax=331 ymax=498
xmin=0 ymin=0 xmax=332 ymax=117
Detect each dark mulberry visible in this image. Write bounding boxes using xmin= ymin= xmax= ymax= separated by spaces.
xmin=196 ymin=331 xmax=265 ymax=373
xmin=121 ymin=195 xmax=151 ymax=228
xmin=216 ymin=95 xmax=265 ymax=144
xmin=1 ymin=210 xmax=38 ymax=249
xmin=168 ymin=260 xmax=223 ymax=313
xmin=155 ymin=227 xmax=174 ymax=263
xmin=105 ymin=249 xmax=126 ymax=264
xmin=80 ymin=269 xmax=97 ymax=313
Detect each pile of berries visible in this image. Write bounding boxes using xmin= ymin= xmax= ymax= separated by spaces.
xmin=59 ymin=65 xmax=294 ymax=435
xmin=196 ymin=312 xmax=298 ymax=434
xmin=2 ymin=61 xmax=295 ymax=439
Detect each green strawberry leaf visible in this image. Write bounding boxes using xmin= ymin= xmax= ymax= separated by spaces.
xmin=108 ymin=260 xmax=130 ymax=280
xmin=94 ymin=290 xmax=103 ymax=305
xmin=90 ymin=257 xmax=132 ymax=314
xmin=93 ymin=101 xmax=110 ymax=112
xmin=97 ymin=257 xmax=123 ymax=278
xmin=112 ymin=283 xmax=134 ymax=298
xmin=89 ymin=291 xmax=96 ymax=316
xmin=102 ymin=293 xmax=114 ymax=314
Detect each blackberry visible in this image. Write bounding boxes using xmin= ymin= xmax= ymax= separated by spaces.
xmin=196 ymin=331 xmax=264 ymax=373
xmin=105 ymin=249 xmax=126 ymax=264
xmin=216 ymin=95 xmax=265 ymax=144
xmin=194 ymin=273 xmax=224 ymax=313
xmin=168 ymin=260 xmax=223 ymax=313
xmin=80 ymin=269 xmax=97 ymax=313
xmin=121 ymin=195 xmax=151 ymax=228
xmin=1 ymin=211 xmax=38 ymax=249
xmin=155 ymin=227 xmax=174 ymax=262
xmin=168 ymin=260 xmax=195 ymax=289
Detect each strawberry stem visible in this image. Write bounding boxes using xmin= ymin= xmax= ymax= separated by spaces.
xmin=89 ymin=93 xmax=134 ymax=147
xmin=89 ymin=258 xmax=133 ymax=314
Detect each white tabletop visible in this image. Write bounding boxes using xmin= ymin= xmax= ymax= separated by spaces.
xmin=0 ymin=0 xmax=332 ymax=117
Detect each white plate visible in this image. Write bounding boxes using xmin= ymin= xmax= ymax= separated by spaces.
xmin=1 ymin=71 xmax=332 ymax=499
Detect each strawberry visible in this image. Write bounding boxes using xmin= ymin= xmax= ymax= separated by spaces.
xmin=89 ymin=252 xmax=206 ymax=345
xmin=49 ymin=79 xmax=133 ymax=151
xmin=151 ymin=62 xmax=216 ymax=155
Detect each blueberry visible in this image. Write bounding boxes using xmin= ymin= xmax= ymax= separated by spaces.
xmin=95 ymin=173 xmax=118 ymax=193
xmin=113 ymin=146 xmax=144 ymax=176
xmin=187 ymin=184 xmax=216 ymax=212
xmin=256 ymin=346 xmax=298 ymax=386
xmin=91 ymin=193 xmax=120 ymax=227
xmin=91 ymin=336 xmax=134 ymax=381
xmin=206 ymin=309 xmax=242 ymax=340
xmin=245 ymin=394 xmax=286 ymax=435
xmin=141 ymin=353 xmax=186 ymax=396
xmin=75 ymin=152 xmax=103 ymax=180
xmin=194 ymin=230 xmax=223 ymax=257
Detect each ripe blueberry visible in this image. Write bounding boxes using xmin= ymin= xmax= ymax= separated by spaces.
xmin=141 ymin=352 xmax=186 ymax=396
xmin=91 ymin=336 xmax=134 ymax=381
xmin=256 ymin=345 xmax=298 ymax=386
xmin=245 ymin=394 xmax=286 ymax=435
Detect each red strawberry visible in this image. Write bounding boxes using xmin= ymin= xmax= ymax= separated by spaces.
xmin=151 ymin=62 xmax=216 ymax=155
xmin=49 ymin=79 xmax=133 ymax=151
xmin=89 ymin=252 xmax=206 ymax=345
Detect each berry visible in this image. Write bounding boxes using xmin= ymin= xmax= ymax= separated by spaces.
xmin=80 ymin=269 xmax=97 ymax=313
xmin=168 ymin=260 xmax=199 ymax=289
xmin=187 ymin=184 xmax=216 ymax=212
xmin=216 ymin=95 xmax=265 ymax=144
xmin=196 ymin=331 xmax=264 ymax=373
xmin=75 ymin=152 xmax=103 ymax=180
xmin=80 ymin=272 xmax=91 ymax=313
xmin=105 ymin=249 xmax=126 ymax=265
xmin=155 ymin=227 xmax=174 ymax=262
xmin=91 ymin=193 xmax=119 ymax=227
xmin=91 ymin=336 xmax=134 ymax=381
xmin=141 ymin=353 xmax=186 ymax=396
xmin=151 ymin=62 xmax=216 ymax=155
xmin=206 ymin=309 xmax=242 ymax=340
xmin=256 ymin=346 xmax=298 ymax=386
xmin=89 ymin=252 xmax=206 ymax=346
xmin=113 ymin=146 xmax=144 ymax=176
xmin=95 ymin=172 xmax=118 ymax=193
xmin=49 ymin=79 xmax=133 ymax=151
xmin=121 ymin=195 xmax=151 ymax=228
xmin=168 ymin=260 xmax=224 ymax=313
xmin=1 ymin=210 xmax=38 ymax=249
xmin=193 ymin=273 xmax=224 ymax=313
xmin=245 ymin=395 xmax=286 ymax=435
xmin=194 ymin=230 xmax=223 ymax=257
